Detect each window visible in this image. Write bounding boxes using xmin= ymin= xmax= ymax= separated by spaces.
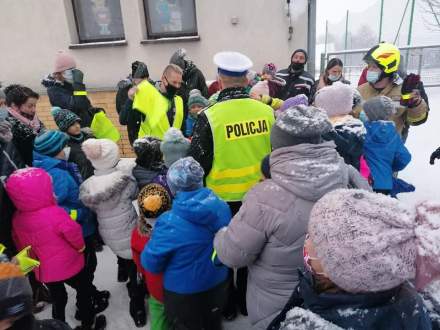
xmin=143 ymin=0 xmax=198 ymax=39
xmin=72 ymin=0 xmax=125 ymax=43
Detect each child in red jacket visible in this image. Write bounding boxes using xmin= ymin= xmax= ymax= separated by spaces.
xmin=131 ymin=183 xmax=172 ymax=330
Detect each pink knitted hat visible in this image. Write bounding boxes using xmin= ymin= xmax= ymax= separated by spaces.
xmin=53 ymin=51 xmax=76 ymax=73
xmin=308 ymin=189 xmax=440 ymax=293
xmin=314 ymin=82 xmax=354 ymax=118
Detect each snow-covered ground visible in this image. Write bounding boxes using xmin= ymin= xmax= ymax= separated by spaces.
xmin=38 ymin=88 xmax=440 ymax=329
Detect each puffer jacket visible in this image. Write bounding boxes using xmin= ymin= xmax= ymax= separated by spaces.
xmin=80 ymin=169 xmax=138 ymax=259
xmin=363 ymin=121 xmax=411 ymax=191
xmin=214 ymin=141 xmax=371 ymax=329
xmin=33 ymin=152 xmax=96 ymax=238
xmin=322 ymin=116 xmax=366 ymax=170
xmin=269 ymin=271 xmax=432 ymax=330
xmin=142 ymin=187 xmax=231 ymax=294
xmin=7 ymin=168 xmax=84 ymax=283
xmin=41 ymin=75 xmax=93 ymax=127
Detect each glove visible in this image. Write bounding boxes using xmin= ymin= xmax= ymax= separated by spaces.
xmin=430 ymin=147 xmax=440 ymax=165
xmin=72 ymin=69 xmax=84 ymax=85
xmin=400 ymin=74 xmax=422 ymax=108
xmin=72 ymin=69 xmax=87 ymax=94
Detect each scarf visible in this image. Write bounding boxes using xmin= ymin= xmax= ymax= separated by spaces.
xmin=217 ymin=87 xmax=249 ymax=103
xmin=7 ymin=108 xmax=41 ymax=135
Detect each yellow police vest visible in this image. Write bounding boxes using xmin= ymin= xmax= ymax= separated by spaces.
xmin=133 ymin=80 xmax=184 ymax=140
xmin=205 ymin=98 xmax=274 ymax=202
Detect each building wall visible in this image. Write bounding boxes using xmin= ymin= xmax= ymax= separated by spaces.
xmin=0 ymin=0 xmax=309 ymax=92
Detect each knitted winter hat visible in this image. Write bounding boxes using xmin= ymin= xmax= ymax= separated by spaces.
xmin=138 ymin=183 xmax=171 ymax=220
xmin=133 ymin=62 xmax=149 ymax=79
xmin=82 ymin=138 xmax=120 ymax=171
xmin=188 ymin=89 xmax=209 ymax=109
xmin=51 ymin=107 xmax=80 ymax=132
xmin=133 ymin=136 xmax=163 ymax=170
xmin=0 ymin=258 xmax=33 ymax=321
xmin=363 ymin=96 xmax=396 ymax=121
xmin=314 ymin=82 xmax=354 ymax=118
xmin=53 ymin=51 xmax=76 ymax=73
xmin=308 ymin=189 xmax=440 ymax=293
xmin=278 ymin=94 xmax=309 ymax=113
xmin=271 ymin=105 xmax=332 ymax=149
xmin=160 ymin=128 xmax=190 ymax=168
xmin=0 ymin=109 xmax=12 ymax=143
xmin=291 ymin=49 xmax=308 ymax=63
xmin=262 ymin=63 xmax=277 ymax=77
xmin=167 ymin=157 xmax=204 ymax=194
xmin=169 ymin=48 xmax=187 ymax=70
xmin=250 ymin=81 xmax=270 ymax=97
xmin=34 ymin=130 xmax=69 ymax=157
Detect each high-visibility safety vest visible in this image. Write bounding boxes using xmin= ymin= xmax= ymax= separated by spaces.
xmin=133 ymin=80 xmax=184 ymax=140
xmin=205 ymin=98 xmax=275 ymax=202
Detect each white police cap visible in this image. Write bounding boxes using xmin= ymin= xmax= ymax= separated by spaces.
xmin=213 ymin=51 xmax=253 ymax=77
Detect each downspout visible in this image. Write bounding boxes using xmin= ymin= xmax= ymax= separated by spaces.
xmin=307 ymin=0 xmax=317 ymax=78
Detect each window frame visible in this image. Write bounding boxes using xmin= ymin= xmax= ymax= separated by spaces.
xmin=71 ymin=0 xmax=126 ymax=44
xmin=143 ymin=0 xmax=198 ymax=40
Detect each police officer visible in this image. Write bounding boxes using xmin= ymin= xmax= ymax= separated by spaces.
xmin=133 ymin=64 xmax=184 ymax=140
xmin=189 ymin=51 xmax=275 ymax=319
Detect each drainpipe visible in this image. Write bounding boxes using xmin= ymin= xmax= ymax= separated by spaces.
xmin=307 ymin=0 xmax=317 ymax=78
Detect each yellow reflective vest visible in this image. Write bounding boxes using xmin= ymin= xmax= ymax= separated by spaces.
xmin=133 ymin=80 xmax=184 ymax=139
xmin=205 ymin=98 xmax=274 ymax=202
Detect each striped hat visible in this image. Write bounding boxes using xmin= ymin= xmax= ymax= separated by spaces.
xmin=34 ymin=130 xmax=68 ymax=157
xmin=51 ymin=107 xmax=80 ymax=132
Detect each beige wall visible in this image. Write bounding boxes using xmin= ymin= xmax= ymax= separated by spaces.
xmin=0 ymin=0 xmax=309 ymax=92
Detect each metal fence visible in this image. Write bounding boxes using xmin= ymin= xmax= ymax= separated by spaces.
xmin=320 ymin=44 xmax=440 ymax=88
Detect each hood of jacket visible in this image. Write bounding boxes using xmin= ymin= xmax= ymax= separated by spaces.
xmin=5 ymin=167 xmax=56 ymax=212
xmin=270 ymin=141 xmax=348 ymax=202
xmin=80 ymin=170 xmax=135 ymax=206
xmin=32 ymin=152 xmax=62 ymax=172
xmin=365 ymin=121 xmax=398 ymax=145
xmin=172 ymin=188 xmax=225 ymax=231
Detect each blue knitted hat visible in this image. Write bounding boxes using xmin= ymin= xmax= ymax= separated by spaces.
xmin=34 ymin=130 xmax=68 ymax=157
xmin=51 ymin=106 xmax=80 ymax=132
xmin=167 ymin=157 xmax=204 ymax=194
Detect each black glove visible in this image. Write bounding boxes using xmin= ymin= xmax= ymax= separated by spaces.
xmin=430 ymin=147 xmax=440 ymax=165
xmin=72 ymin=69 xmax=86 ymax=92
xmin=400 ymin=74 xmax=421 ymax=108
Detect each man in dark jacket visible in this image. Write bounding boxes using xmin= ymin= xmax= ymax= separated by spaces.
xmin=275 ymin=49 xmax=315 ymax=101
xmin=117 ymin=61 xmax=150 ymax=146
xmin=41 ymin=51 xmax=93 ymax=127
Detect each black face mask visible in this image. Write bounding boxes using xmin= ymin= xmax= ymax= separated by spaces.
xmin=290 ymin=62 xmax=305 ymax=71
xmin=163 ymin=77 xmax=179 ymax=99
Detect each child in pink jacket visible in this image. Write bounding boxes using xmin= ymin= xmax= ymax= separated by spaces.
xmin=5 ymin=167 xmax=101 ymax=329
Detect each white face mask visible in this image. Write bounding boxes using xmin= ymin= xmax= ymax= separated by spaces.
xmin=62 ymin=69 xmax=74 ymax=84
xmin=328 ymin=74 xmax=341 ymax=82
xmin=63 ymin=146 xmax=71 ymax=161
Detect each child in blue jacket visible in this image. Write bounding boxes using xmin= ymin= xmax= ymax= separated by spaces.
xmin=361 ymin=96 xmax=411 ymax=195
xmin=141 ymin=157 xmax=231 ymax=330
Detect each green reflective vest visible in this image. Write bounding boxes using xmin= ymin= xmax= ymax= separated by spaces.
xmin=133 ymin=80 xmax=184 ymax=140
xmin=205 ymin=98 xmax=274 ymax=202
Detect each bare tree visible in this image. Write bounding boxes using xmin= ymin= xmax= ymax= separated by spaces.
xmin=420 ymin=0 xmax=440 ymax=30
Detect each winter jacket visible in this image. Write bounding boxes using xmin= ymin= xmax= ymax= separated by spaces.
xmin=0 ymin=139 xmax=25 ymax=257
xmin=33 ymin=152 xmax=96 ymax=238
xmin=184 ymin=115 xmax=196 ymax=137
xmin=353 ymin=79 xmax=429 ymax=135
xmin=80 ymin=168 xmax=138 ymax=259
xmin=141 ymin=187 xmax=231 ymax=294
xmin=181 ymin=64 xmax=209 ymax=101
xmin=67 ymin=131 xmax=95 ymax=180
xmin=132 ymin=164 xmax=161 ymax=189
xmin=131 ymin=228 xmax=165 ymax=302
xmin=214 ymin=142 xmax=371 ymax=330
xmin=363 ymin=121 xmax=411 ymax=191
xmin=6 ymin=115 xmax=45 ymax=166
xmin=116 ymin=78 xmax=132 ymax=115
xmin=41 ymin=76 xmax=93 ymax=127
xmin=7 ymin=168 xmax=85 ymax=283
xmin=268 ymin=271 xmax=432 ymax=330
xmin=322 ymin=116 xmax=366 ymax=170
xmin=119 ymin=99 xmax=144 ymax=146
xmin=275 ymin=66 xmax=315 ymax=101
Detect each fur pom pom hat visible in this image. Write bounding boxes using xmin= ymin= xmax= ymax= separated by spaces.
xmin=82 ymin=138 xmax=120 ymax=171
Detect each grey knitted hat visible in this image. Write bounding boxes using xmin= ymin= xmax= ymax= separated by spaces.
xmin=363 ymin=96 xmax=396 ymax=121
xmin=160 ymin=128 xmax=190 ymax=168
xmin=271 ymin=105 xmax=332 ymax=149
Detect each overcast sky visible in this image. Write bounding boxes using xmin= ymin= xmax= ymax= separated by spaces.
xmin=316 ymin=0 xmax=380 ymax=36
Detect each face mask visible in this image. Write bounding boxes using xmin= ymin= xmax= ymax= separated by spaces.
xmin=62 ymin=146 xmax=71 ymax=161
xmin=328 ymin=74 xmax=341 ymax=82
xmin=165 ymin=84 xmax=178 ymax=99
xmin=359 ymin=110 xmax=369 ymax=123
xmin=366 ymin=70 xmax=381 ymax=84
xmin=290 ymin=62 xmax=305 ymax=71
xmin=62 ymin=69 xmax=74 ymax=84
